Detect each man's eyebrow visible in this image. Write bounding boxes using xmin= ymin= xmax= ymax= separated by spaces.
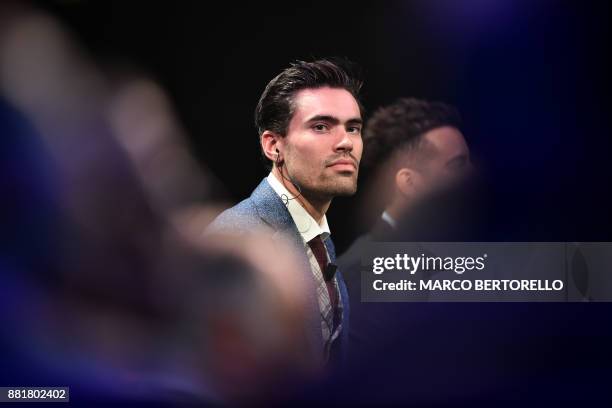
xmin=305 ymin=115 xmax=363 ymax=125
xmin=305 ymin=115 xmax=340 ymax=125
xmin=346 ymin=117 xmax=363 ymax=125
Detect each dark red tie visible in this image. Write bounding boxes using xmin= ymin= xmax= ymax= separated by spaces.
xmin=308 ymin=235 xmax=339 ymax=318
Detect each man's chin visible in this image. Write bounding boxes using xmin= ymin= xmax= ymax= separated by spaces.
xmin=303 ymin=176 xmax=358 ymax=198
xmin=334 ymin=188 xmax=357 ymax=197
xmin=326 ymin=181 xmax=358 ymax=197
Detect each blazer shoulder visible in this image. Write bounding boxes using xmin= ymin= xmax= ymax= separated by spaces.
xmin=205 ymin=197 xmax=268 ymax=235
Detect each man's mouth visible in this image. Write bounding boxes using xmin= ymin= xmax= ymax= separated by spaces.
xmin=327 ymin=159 xmax=357 ymax=171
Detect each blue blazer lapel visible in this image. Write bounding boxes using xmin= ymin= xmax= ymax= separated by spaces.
xmin=249 ymin=178 xmax=325 ymax=359
xmin=249 ymin=179 xmax=310 ymax=250
xmin=324 ymin=237 xmax=351 ymax=362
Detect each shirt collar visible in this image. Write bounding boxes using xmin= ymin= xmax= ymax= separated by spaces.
xmin=381 ymin=210 xmax=397 ymax=229
xmin=267 ymin=172 xmax=331 ymax=243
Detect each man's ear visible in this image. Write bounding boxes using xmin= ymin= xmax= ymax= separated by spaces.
xmin=395 ymin=168 xmax=417 ymax=197
xmin=261 ymin=130 xmax=282 ymax=163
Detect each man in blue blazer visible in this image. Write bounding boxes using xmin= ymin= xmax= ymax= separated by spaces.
xmin=207 ymin=59 xmax=364 ymax=367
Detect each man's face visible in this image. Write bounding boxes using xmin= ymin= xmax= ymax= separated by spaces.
xmin=281 ymin=86 xmax=363 ymax=199
xmin=410 ymin=126 xmax=472 ymax=194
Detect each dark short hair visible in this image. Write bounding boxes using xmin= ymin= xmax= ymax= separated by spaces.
xmin=255 ymin=58 xmax=364 ymax=138
xmin=361 ymin=97 xmax=462 ymax=170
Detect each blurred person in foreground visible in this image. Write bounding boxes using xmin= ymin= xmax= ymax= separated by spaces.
xmin=207 ymin=59 xmax=365 ymax=367
xmin=0 ymin=5 xmax=314 ymax=404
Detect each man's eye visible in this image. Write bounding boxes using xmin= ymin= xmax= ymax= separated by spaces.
xmin=312 ymin=124 xmax=329 ymax=132
xmin=347 ymin=126 xmax=362 ymax=134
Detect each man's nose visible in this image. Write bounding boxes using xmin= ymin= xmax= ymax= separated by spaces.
xmin=334 ymin=129 xmax=354 ymax=152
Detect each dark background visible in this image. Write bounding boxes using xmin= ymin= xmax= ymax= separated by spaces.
xmin=2 ymin=1 xmax=611 ymax=405
xmin=36 ymin=0 xmax=611 ymax=252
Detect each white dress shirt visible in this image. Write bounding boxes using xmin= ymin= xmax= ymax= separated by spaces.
xmin=267 ymin=172 xmax=330 ymax=242
xmin=381 ymin=210 xmax=397 ymax=229
xmin=266 ymin=172 xmax=342 ymax=360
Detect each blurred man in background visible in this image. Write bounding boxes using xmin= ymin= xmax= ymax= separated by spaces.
xmin=360 ymin=97 xmax=471 ymax=239
xmin=338 ymin=97 xmax=473 ymax=353
xmin=207 ymin=59 xmax=364 ymax=367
